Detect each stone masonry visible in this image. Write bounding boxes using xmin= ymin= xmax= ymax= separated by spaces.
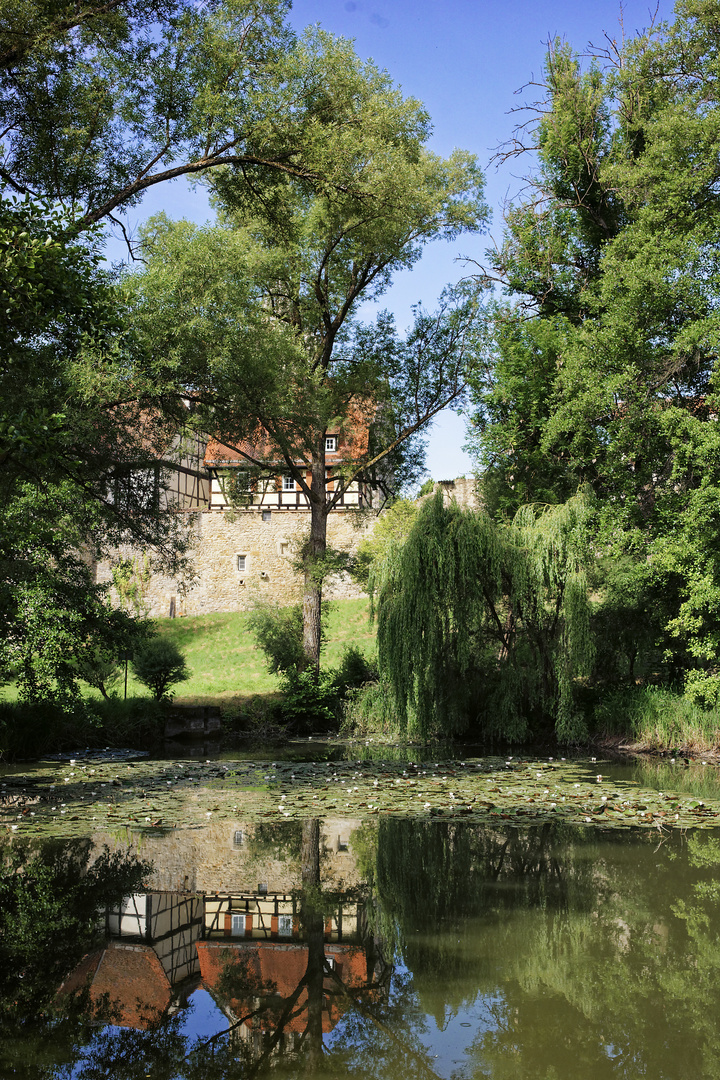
xmin=95 ymin=477 xmax=479 ymax=618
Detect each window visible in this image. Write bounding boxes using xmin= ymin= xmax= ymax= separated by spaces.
xmin=262 ymin=510 xmax=272 ymax=522
xmin=236 ymin=554 xmax=247 ymax=573
xmin=325 ymin=436 xmax=337 ymax=452
xmin=231 ymin=913 xmax=246 ymax=936
xmin=257 ymin=882 xmax=268 ymax=895
xmin=278 ymin=914 xmax=293 ymax=937
xmin=233 ymin=829 xmax=244 ymax=848
xmin=282 ymin=475 xmax=295 ymax=491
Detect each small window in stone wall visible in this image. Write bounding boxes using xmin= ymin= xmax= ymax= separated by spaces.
xmin=233 ymin=829 xmax=244 ymax=847
xmin=277 ymin=540 xmax=289 ymax=556
xmin=258 ymin=882 xmax=268 ymax=894
xmin=236 ymin=554 xmax=247 ymax=573
xmin=262 ymin=510 xmax=272 ymax=522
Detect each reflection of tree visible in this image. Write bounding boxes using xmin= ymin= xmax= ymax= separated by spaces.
xmin=369 ymin=818 xmax=720 ymax=1080
xmin=195 ymin=818 xmax=388 ymax=1076
xmin=22 ymin=818 xmax=720 ymax=1078
xmin=0 ymin=837 xmax=149 ymax=1078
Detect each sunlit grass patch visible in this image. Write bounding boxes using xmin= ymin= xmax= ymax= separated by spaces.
xmin=595 ymin=687 xmax=720 ymax=754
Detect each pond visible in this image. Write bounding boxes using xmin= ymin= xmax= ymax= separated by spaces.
xmin=3 ymin=752 xmax=720 ymax=1078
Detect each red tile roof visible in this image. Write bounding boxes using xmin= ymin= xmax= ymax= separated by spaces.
xmin=59 ymin=943 xmax=172 ymax=1028
xmin=196 ymin=941 xmax=367 ymax=1033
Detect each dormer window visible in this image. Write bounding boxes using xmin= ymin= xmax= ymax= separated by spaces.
xmin=325 ymin=435 xmax=337 ymax=452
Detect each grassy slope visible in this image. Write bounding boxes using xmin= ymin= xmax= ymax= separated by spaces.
xmin=0 ymin=598 xmax=376 ymax=706
xmin=155 ymin=597 xmax=376 ymax=704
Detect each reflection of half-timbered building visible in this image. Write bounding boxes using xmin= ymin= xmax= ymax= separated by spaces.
xmin=204 ymin=892 xmax=362 ymax=943
xmin=60 ymin=892 xmax=203 ymax=1028
xmin=60 ymin=888 xmax=380 ymax=1036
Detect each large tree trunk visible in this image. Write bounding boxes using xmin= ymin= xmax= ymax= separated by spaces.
xmin=302 ymin=457 xmax=328 ymax=676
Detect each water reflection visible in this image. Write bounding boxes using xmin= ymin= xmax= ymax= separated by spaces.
xmin=5 ymin=819 xmax=720 ymax=1077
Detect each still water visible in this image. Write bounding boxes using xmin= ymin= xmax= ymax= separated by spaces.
xmin=3 ymin=760 xmax=720 ymax=1079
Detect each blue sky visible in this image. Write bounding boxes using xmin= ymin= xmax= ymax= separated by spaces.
xmin=123 ymin=0 xmax=668 ymax=481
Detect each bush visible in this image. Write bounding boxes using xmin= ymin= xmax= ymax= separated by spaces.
xmin=593 ymin=686 xmax=720 ymax=752
xmin=0 ymin=696 xmax=165 ymax=760
xmin=75 ymin=645 xmax=121 ymax=699
xmin=278 ymin=669 xmax=339 ymax=732
xmin=331 ymin=645 xmax=379 ymax=698
xmin=341 ymin=677 xmax=398 ymax=737
xmin=131 ymin=637 xmax=190 ymax=701
xmin=246 ymin=603 xmax=305 ymax=674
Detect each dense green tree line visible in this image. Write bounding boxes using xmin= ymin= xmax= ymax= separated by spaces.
xmin=469 ymin=0 xmax=720 ymax=707
xmin=367 ymin=1 xmax=720 ymax=740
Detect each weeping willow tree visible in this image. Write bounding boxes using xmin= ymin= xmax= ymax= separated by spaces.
xmin=372 ymin=490 xmax=594 ymax=741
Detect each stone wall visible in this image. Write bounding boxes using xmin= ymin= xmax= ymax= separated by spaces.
xmin=433 ymin=477 xmax=481 ymax=510
xmin=95 ymin=477 xmax=477 ymax=618
xmin=95 ymin=507 xmax=378 ymax=618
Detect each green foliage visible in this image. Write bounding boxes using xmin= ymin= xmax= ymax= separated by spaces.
xmin=0 ymin=696 xmax=166 ymax=759
xmin=341 ymin=676 xmax=399 ymax=737
xmin=593 ymin=686 xmax=720 ymax=753
xmin=469 ymin=8 xmax=720 ymax=704
xmin=131 ymin=635 xmax=190 ymax=701
xmin=0 ymin=838 xmax=150 ymax=1018
xmin=277 ymin=668 xmax=338 ymax=731
xmin=353 ymin=498 xmax=419 ymax=590
xmin=111 ymin=555 xmax=153 ymax=618
xmin=129 ymin=82 xmax=487 ymax=673
xmin=247 ymin=602 xmax=324 ymax=675
xmin=374 ymin=491 xmax=594 ymax=742
xmin=332 ymin=643 xmax=378 ymax=695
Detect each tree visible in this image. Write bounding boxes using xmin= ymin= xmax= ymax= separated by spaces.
xmin=129 ymin=78 xmax=487 ymax=669
xmin=131 ymin=635 xmax=190 ymax=700
xmin=0 ymin=0 xmax=425 ymax=236
xmin=0 ymin=197 xmax=184 ymax=701
xmin=469 ymin=4 xmax=720 ymax=702
xmin=2 ymin=4 xmax=489 ymax=700
xmin=373 ymin=491 xmax=594 ymax=742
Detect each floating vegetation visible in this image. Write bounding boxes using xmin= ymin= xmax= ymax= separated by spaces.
xmin=2 ymin=756 xmax=720 ymax=839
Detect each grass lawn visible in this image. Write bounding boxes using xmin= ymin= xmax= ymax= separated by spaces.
xmin=0 ymin=598 xmax=377 ymax=708
xmin=140 ymin=597 xmax=375 ymax=704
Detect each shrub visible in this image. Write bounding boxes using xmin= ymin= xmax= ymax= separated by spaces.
xmin=278 ymin=669 xmax=338 ymax=731
xmin=341 ymin=677 xmax=398 ymax=737
xmin=75 ymin=645 xmax=121 ymax=699
xmin=246 ymin=603 xmax=306 ymax=674
xmin=131 ymin=637 xmax=190 ymax=701
xmin=331 ymin=645 xmax=379 ymax=698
